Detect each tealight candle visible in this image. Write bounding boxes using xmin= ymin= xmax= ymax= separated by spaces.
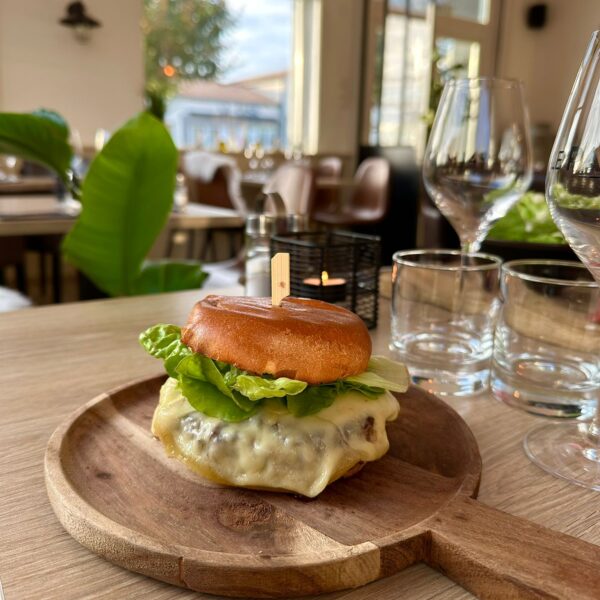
xmin=301 ymin=271 xmax=347 ymax=302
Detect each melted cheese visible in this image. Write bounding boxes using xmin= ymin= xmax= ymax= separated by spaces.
xmin=152 ymin=377 xmax=400 ymax=497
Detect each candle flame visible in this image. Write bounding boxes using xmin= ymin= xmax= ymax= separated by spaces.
xmin=321 ymin=271 xmax=329 ymax=285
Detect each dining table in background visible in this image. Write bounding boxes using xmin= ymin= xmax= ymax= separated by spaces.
xmin=1 ymin=286 xmax=599 ymax=599
xmin=0 ymin=194 xmax=244 ymax=237
xmin=0 ymin=175 xmax=57 ymax=195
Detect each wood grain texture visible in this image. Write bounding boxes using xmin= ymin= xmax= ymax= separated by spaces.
xmin=0 ymin=195 xmax=242 ymax=236
xmin=1 ymin=288 xmax=600 ymax=599
xmin=44 ymin=375 xmax=600 ymax=599
xmin=271 ymin=252 xmax=290 ymax=305
xmin=0 ymin=175 xmax=56 ymax=194
xmin=44 ymin=377 xmax=480 ymax=598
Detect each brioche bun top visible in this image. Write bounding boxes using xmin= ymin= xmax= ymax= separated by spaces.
xmin=181 ymin=295 xmax=371 ymax=384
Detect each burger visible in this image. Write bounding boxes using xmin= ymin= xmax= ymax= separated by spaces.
xmin=139 ymin=295 xmax=409 ymax=497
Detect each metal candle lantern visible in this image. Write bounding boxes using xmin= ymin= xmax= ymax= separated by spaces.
xmin=270 ymin=231 xmax=381 ymax=328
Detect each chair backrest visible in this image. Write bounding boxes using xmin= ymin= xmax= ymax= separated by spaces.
xmin=185 ymin=166 xmax=229 ymax=208
xmin=315 ymin=156 xmax=343 ymax=178
xmin=351 ymin=157 xmax=390 ymax=220
xmin=263 ymin=163 xmax=315 ymax=215
xmin=183 ymin=151 xmax=247 ymax=214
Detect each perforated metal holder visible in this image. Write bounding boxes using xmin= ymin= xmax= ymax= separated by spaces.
xmin=270 ymin=231 xmax=381 ymax=328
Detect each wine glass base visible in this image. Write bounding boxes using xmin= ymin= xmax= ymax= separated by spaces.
xmin=524 ymin=421 xmax=600 ymax=491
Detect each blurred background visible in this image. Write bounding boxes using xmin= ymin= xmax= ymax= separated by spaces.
xmin=0 ymin=0 xmax=598 ymax=306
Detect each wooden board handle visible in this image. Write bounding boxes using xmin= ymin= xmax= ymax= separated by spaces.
xmin=425 ymin=496 xmax=600 ymax=599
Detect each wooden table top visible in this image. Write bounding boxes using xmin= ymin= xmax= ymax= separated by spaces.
xmin=0 ymin=175 xmax=57 ymax=195
xmin=1 ymin=289 xmax=599 ymax=599
xmin=0 ymin=195 xmax=243 ymax=237
xmin=169 ymin=203 xmax=243 ymax=230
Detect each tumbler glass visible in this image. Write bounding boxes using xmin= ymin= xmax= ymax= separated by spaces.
xmin=390 ymin=249 xmax=502 ymax=396
xmin=491 ymin=260 xmax=600 ymax=419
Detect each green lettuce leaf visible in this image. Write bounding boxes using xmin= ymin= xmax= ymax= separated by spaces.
xmin=486 ymin=192 xmax=565 ymax=244
xmin=139 ymin=324 xmax=191 ymax=378
xmin=286 ymin=386 xmax=338 ymax=417
xmin=176 ymin=353 xmax=234 ymax=398
xmin=176 ymin=354 xmax=259 ymax=412
xmin=179 ymin=376 xmax=257 ymax=422
xmin=337 ymin=381 xmax=385 ymax=399
xmin=234 ymin=374 xmax=307 ymax=401
xmin=345 ymin=356 xmax=409 ymax=393
xmin=140 ymin=323 xmax=410 ymax=421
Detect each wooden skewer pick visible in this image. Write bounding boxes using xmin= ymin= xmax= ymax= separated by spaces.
xmin=271 ymin=253 xmax=290 ymax=306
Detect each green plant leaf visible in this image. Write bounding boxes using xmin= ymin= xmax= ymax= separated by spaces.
xmin=62 ymin=112 xmax=178 ymax=296
xmin=32 ymin=109 xmax=69 ymax=134
xmin=487 ymin=192 xmax=566 ymax=244
xmin=132 ymin=260 xmax=208 ymax=294
xmin=0 ymin=110 xmax=72 ymax=184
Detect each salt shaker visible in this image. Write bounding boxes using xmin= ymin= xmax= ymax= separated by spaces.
xmin=245 ymin=214 xmax=277 ymax=296
xmin=244 ymin=193 xmax=307 ymax=296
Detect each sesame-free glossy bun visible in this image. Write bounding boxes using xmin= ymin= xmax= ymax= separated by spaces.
xmin=181 ymin=295 xmax=371 ymax=384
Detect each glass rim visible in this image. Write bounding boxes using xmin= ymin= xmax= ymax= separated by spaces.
xmin=502 ymin=259 xmax=598 ymax=287
xmin=445 ymin=77 xmax=523 ymax=89
xmin=392 ymin=249 xmax=502 ymax=272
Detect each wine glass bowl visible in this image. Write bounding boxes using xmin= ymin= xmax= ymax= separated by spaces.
xmin=423 ymin=78 xmax=533 ymax=253
xmin=527 ymin=30 xmax=600 ymax=490
xmin=546 ymin=30 xmax=600 ymax=284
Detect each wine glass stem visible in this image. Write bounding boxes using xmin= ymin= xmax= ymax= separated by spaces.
xmin=461 ymin=240 xmax=480 ymax=255
xmin=589 ymin=279 xmax=600 ymax=450
xmin=453 ymin=240 xmax=479 ymax=311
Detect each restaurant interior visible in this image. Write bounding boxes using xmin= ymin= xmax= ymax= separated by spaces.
xmin=2 ymin=1 xmax=600 ymax=599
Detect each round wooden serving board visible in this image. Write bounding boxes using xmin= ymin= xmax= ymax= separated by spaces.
xmin=45 ymin=376 xmax=600 ymax=599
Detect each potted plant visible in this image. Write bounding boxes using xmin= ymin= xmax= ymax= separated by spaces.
xmin=0 ymin=109 xmax=207 ymax=298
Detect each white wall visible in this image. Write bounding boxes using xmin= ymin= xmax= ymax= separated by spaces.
xmin=289 ymin=0 xmax=363 ymax=160
xmin=0 ymin=0 xmax=144 ymax=145
xmin=317 ymin=0 xmax=364 ymax=156
xmin=497 ymin=0 xmax=600 ymax=131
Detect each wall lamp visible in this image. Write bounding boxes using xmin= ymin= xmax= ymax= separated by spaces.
xmin=59 ymin=2 xmax=101 ymax=42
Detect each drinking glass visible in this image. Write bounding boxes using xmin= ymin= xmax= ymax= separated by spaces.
xmin=491 ymin=260 xmax=600 ymax=419
xmin=423 ymin=78 xmax=533 ymax=253
xmin=390 ymin=249 xmax=502 ymax=396
xmin=533 ymin=30 xmax=600 ymax=490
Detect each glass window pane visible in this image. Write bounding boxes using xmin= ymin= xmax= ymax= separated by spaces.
xmin=377 ymin=13 xmax=432 ymax=151
xmin=436 ymin=0 xmax=490 ymax=24
xmin=389 ymin=0 xmax=490 ymax=24
xmin=435 ymin=37 xmax=481 ymax=80
xmin=388 ymin=0 xmax=429 ymax=16
xmin=154 ymin=0 xmax=293 ymax=151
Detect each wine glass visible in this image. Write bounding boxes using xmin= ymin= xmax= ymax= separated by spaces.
xmin=423 ymin=78 xmax=533 ymax=254
xmin=529 ymin=30 xmax=600 ymax=490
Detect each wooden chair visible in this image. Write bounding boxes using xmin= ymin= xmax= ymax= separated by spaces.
xmin=315 ymin=156 xmax=343 ymax=178
xmin=185 ymin=164 xmax=247 ymax=214
xmin=314 ymin=157 xmax=343 ymax=220
xmin=312 ymin=157 xmax=390 ymax=226
xmin=263 ymin=163 xmax=316 ymax=215
xmin=0 ymin=237 xmax=27 ymax=294
xmin=173 ymin=153 xmax=247 ymax=261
